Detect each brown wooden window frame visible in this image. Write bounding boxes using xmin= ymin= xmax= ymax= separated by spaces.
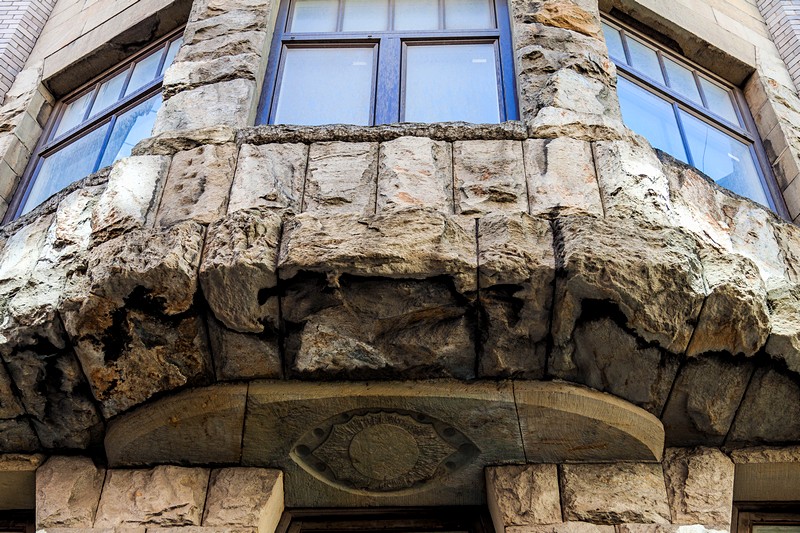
xmin=736 ymin=504 xmax=800 ymax=533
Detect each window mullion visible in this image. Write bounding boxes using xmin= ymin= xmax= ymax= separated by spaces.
xmin=673 ymin=102 xmax=695 ymax=168
xmin=374 ymin=36 xmax=401 ymax=124
xmin=92 ymin=115 xmax=118 ymax=173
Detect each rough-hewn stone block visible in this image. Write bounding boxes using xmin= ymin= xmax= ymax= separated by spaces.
xmin=36 ymin=456 xmax=105 ymax=529
xmin=377 ymin=136 xmax=452 ymax=213
xmin=662 ymin=448 xmax=734 ymax=528
xmin=303 ymin=141 xmax=377 ymax=214
xmin=454 ymin=140 xmax=526 ymax=215
xmin=154 ymin=79 xmax=256 ymax=133
xmin=203 ymin=468 xmax=283 ymax=531
xmin=728 ymin=367 xmax=800 ymax=445
xmin=229 ymin=143 xmax=307 ymax=212
xmin=486 ymin=464 xmax=561 ymax=531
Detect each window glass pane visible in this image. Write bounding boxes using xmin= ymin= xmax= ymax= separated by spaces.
xmin=699 ymin=77 xmax=740 ymax=125
xmin=404 ymin=43 xmax=500 ymax=123
xmin=663 ymin=57 xmax=702 ymax=105
xmin=89 ymin=69 xmax=128 ymax=117
xmin=53 ymin=91 xmax=93 ymax=138
xmin=275 ymin=47 xmax=374 ymax=125
xmin=290 ymin=0 xmax=339 ymax=32
xmin=394 ymin=0 xmax=439 ymax=30
xmin=680 ymin=110 xmax=768 ymax=206
xmin=342 ymin=0 xmax=388 ymax=31
xmin=21 ymin=123 xmax=110 ymax=215
xmin=160 ymin=36 xmax=183 ymax=75
xmin=99 ymin=92 xmax=162 ymax=168
xmin=124 ymin=51 xmax=162 ymax=97
xmin=444 ymin=0 xmax=493 ymax=29
xmin=627 ymin=37 xmax=664 ymax=83
xmin=617 ymin=76 xmax=687 ymax=162
xmin=601 ymin=22 xmax=626 ymax=63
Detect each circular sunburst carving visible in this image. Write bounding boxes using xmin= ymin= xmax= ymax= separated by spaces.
xmin=291 ymin=409 xmax=479 ymax=494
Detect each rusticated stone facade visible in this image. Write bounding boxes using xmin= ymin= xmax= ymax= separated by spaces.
xmin=1 ymin=0 xmax=800 ymax=530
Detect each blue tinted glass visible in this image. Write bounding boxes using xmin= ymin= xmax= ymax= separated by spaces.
xmin=124 ymin=51 xmax=162 ymax=97
xmin=617 ymin=76 xmax=687 ymax=162
xmin=601 ymin=22 xmax=626 ymax=63
xmin=404 ymin=43 xmax=500 ymax=123
xmin=680 ymin=110 xmax=768 ymax=206
xmin=99 ymin=92 xmax=162 ymax=167
xmin=22 ymin=123 xmax=110 ymax=215
xmin=275 ymin=47 xmax=374 ymax=125
xmin=54 ymin=91 xmax=93 ymax=138
xmin=627 ymin=37 xmax=664 ymax=84
xmin=699 ymin=77 xmax=741 ymax=126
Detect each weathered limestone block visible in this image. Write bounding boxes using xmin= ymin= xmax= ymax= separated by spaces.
xmin=183 ymin=10 xmax=269 ymax=45
xmin=560 ymin=463 xmax=671 ymax=524
xmin=618 ymin=525 xmax=728 ymax=533
xmin=513 ymin=0 xmax=602 ymax=38
xmin=92 ymin=156 xmax=171 ymax=242
xmin=662 ymin=448 xmax=734 ymax=528
xmin=514 ymin=381 xmax=664 ymax=463
xmin=377 ymin=137 xmax=452 ymax=213
xmin=726 ymin=203 xmax=786 ymax=291
xmin=528 ymin=107 xmax=626 ymax=142
xmin=567 ymin=315 xmax=679 ymax=415
xmin=279 ymin=208 xmax=476 ymax=293
xmin=509 ymin=524 xmax=615 ymax=533
xmin=94 ymin=466 xmax=209 ymax=527
xmin=200 ymin=208 xmax=282 ymax=333
xmin=525 ymin=137 xmax=602 ymax=217
xmin=551 ymin=214 xmax=704 ymax=367
xmin=660 ymin=356 xmax=754 ymax=447
xmin=728 ymin=368 xmax=800 ymax=444
xmin=148 ymin=528 xmax=254 ymax=533
xmin=37 ymin=186 xmax=98 ymax=268
xmin=175 ymin=31 xmax=268 ymax=64
xmin=203 ymin=468 xmax=283 ymax=531
xmin=207 ymin=316 xmax=281 ymax=381
xmin=0 ymin=213 xmax=51 ymax=289
xmin=477 ymin=213 xmax=554 ymax=378
xmin=133 ymin=126 xmax=237 ymax=156
xmin=594 ymin=137 xmax=671 ymax=224
xmin=486 ymin=464 xmax=561 ymax=532
xmin=687 ymin=250 xmax=769 ymax=357
xmin=153 ymin=79 xmax=257 ymax=133
xmin=59 ymin=222 xmax=212 ymax=418
xmin=765 ymin=285 xmax=800 ymax=374
xmin=0 ymin=363 xmax=38 ymax=451
xmin=229 ymin=143 xmax=307 ymax=212
xmin=453 ymin=140 xmax=526 ymax=215
xmin=163 ymin=54 xmax=262 ymax=98
xmin=36 ymin=456 xmax=105 ymax=528
xmin=303 ymin=142 xmax=377 ymax=214
xmin=105 ymin=384 xmax=247 ymax=467
xmin=0 ymin=453 xmax=43 ymax=510
xmin=190 ymin=0 xmax=272 ymax=21
xmin=157 ymin=143 xmax=238 ymax=226
xmin=283 ymin=275 xmax=476 ymax=379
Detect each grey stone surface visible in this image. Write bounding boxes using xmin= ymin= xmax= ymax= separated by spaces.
xmin=59 ymin=222 xmax=212 ymax=418
xmin=199 ymin=208 xmax=282 ymax=333
xmin=525 ymin=137 xmax=602 ymax=217
xmin=94 ymin=467 xmax=209 ymax=527
xmin=728 ymin=368 xmax=800 ymax=445
xmin=228 ymin=143 xmax=307 ymax=212
xmin=454 ymin=140 xmax=527 ymax=216
xmin=662 ymin=448 xmax=734 ymax=528
xmin=207 ymin=315 xmax=281 ymax=381
xmin=560 ymin=463 xmax=671 ymax=524
xmin=154 ymin=79 xmax=256 ymax=133
xmin=660 ymin=357 xmax=754 ymax=447
xmin=477 ymin=213 xmax=554 ymax=378
xmin=514 ymin=381 xmax=664 ymax=462
xmin=157 ymin=143 xmax=238 ymax=226
xmin=485 ymin=464 xmax=561 ymax=530
xmin=203 ymin=468 xmax=283 ymax=531
xmin=377 ymin=136 xmax=453 ymax=213
xmin=105 ymin=384 xmax=247 ymax=467
xmin=242 ymin=381 xmax=524 ymax=507
xmin=36 ymin=456 xmax=105 ymax=529
xmin=303 ymin=142 xmax=378 ymax=214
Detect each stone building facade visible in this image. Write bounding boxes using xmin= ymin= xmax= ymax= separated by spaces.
xmin=0 ymin=0 xmax=799 ymax=531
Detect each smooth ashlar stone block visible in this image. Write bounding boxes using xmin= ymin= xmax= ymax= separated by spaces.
xmin=731 ymin=446 xmax=800 ymax=501
xmin=524 ymin=137 xmax=602 ymax=217
xmin=36 ymin=456 xmax=105 ymax=528
xmin=560 ymin=463 xmax=671 ymax=524
xmin=0 ymin=453 xmax=43 ymax=511
xmin=453 ymin=140 xmax=526 ymax=216
xmin=105 ymin=384 xmax=247 ymax=467
xmin=660 ymin=356 xmax=754 ymax=447
xmin=486 ymin=464 xmax=561 ymax=532
xmin=303 ymin=141 xmax=378 ymax=214
xmin=662 ymin=448 xmax=734 ymax=528
xmin=477 ymin=213 xmax=555 ymax=378
xmin=157 ymin=143 xmax=238 ymax=227
xmin=378 ymin=136 xmax=453 ymax=213
xmin=514 ymin=381 xmax=664 ymax=462
xmin=203 ymin=468 xmax=283 ymax=531
xmin=242 ymin=381 xmax=524 ymax=507
xmin=229 ymin=143 xmax=307 ymax=212
xmin=94 ymin=467 xmax=209 ymax=528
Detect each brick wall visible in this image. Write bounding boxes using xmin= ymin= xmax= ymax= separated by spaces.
xmin=758 ymin=0 xmax=800 ymax=93
xmin=0 ymin=0 xmax=56 ymax=101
